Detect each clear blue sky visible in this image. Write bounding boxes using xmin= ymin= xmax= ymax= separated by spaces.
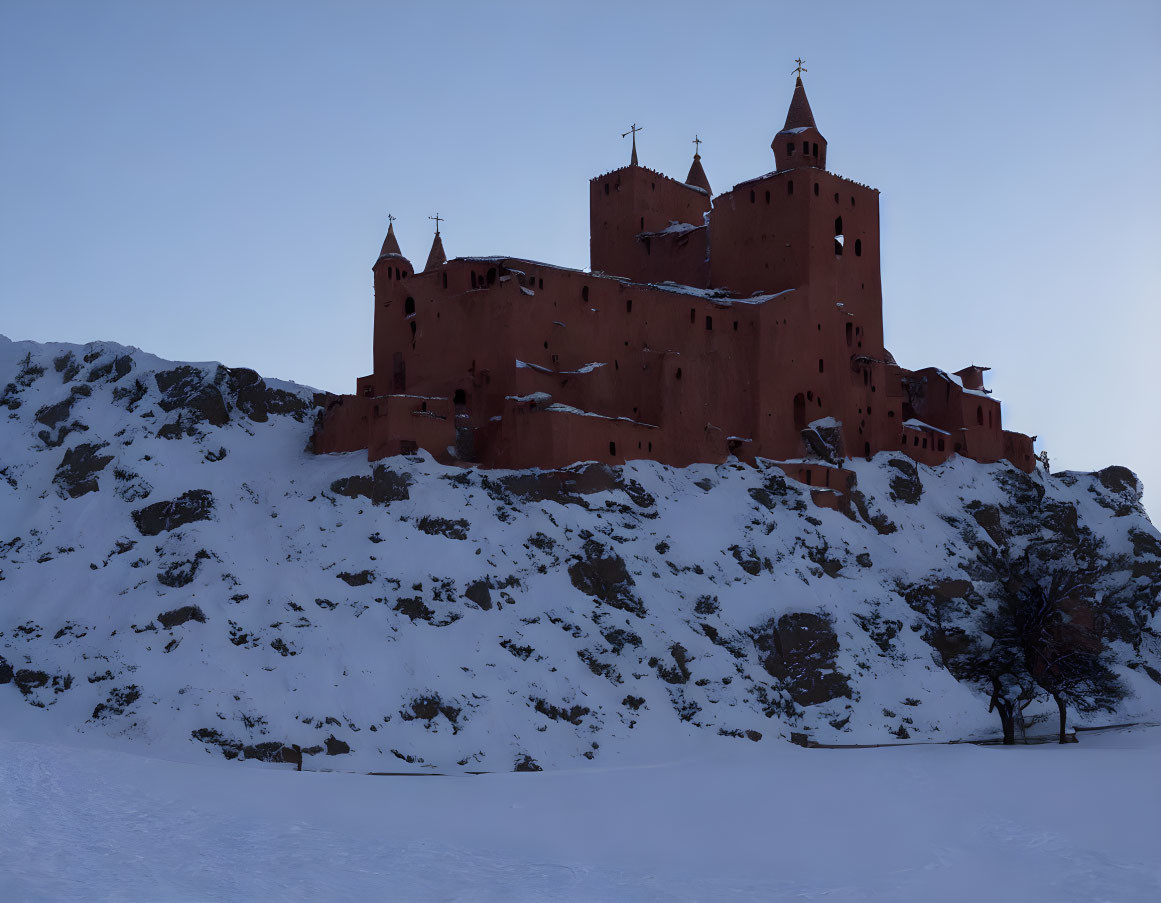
xmin=2 ymin=0 xmax=1159 ymax=518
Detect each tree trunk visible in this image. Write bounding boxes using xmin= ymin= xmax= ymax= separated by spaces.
xmin=990 ymin=677 xmax=1015 ymax=745
xmin=1053 ymin=692 xmax=1068 ymax=744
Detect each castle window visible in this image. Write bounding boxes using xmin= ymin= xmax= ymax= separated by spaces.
xmin=420 ymin=401 xmax=427 ymax=411
xmin=453 ymin=389 xmax=466 ymax=405
xmin=471 ymin=271 xmax=478 ymax=289
xmin=640 ymin=217 xmax=645 ymax=229
xmin=887 ymin=410 xmax=894 ymax=418
xmin=609 ymin=441 xmax=617 ymax=456
xmin=787 ymin=142 xmax=795 ymax=156
xmin=442 ymin=272 xmax=448 ymax=289
xmin=394 ymin=267 xmax=400 ymax=279
xmin=938 ymin=438 xmax=945 ymax=451
xmin=676 ymin=368 xmax=682 ymax=380
xmin=626 ymin=298 xmax=633 ymax=313
xmin=914 ymin=436 xmax=919 ymax=447
xmin=834 ymin=217 xmax=844 ymax=255
xmin=851 ymin=196 xmax=856 ymax=206
xmin=539 ymin=278 xmax=544 ymax=290
xmin=648 ymin=442 xmax=653 ymax=452
xmin=404 ymin=297 xmax=415 ymax=315
xmin=582 ymin=285 xmax=589 ymax=302
xmin=604 ymin=182 xmax=610 ymax=195
xmin=487 ymin=267 xmax=497 ymax=285
xmin=818 ymin=358 xmax=824 ymax=373
xmin=690 ymin=308 xmax=695 ymax=323
xmin=705 ymin=315 xmax=713 ymax=331
xmin=806 ymin=390 xmax=813 ymax=401
xmin=834 ymin=192 xmax=840 ymax=202
xmin=922 ymin=438 xmax=928 ymax=449
xmin=812 ymin=142 xmax=818 ymax=157
xmin=793 ymin=393 xmax=806 ymax=430
xmin=787 ymin=180 xmax=794 ymax=196
xmin=765 ymin=190 xmax=770 ymax=204
xmin=362 ymin=385 xmax=373 ymax=397
xmin=733 ymin=320 xmax=738 ymax=331
xmin=855 ymin=239 xmax=862 ymax=257
xmin=543 ymin=341 xmax=548 ymax=349
xmin=977 ymin=405 xmax=984 ymax=426
xmin=814 ymin=183 xmax=819 ymax=196
xmin=864 ymin=441 xmax=871 ymax=458
xmin=988 ymin=410 xmax=993 ymax=428
xmin=750 ymin=190 xmax=755 ymax=203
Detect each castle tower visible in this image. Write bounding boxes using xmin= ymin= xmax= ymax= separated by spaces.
xmin=371 ymin=219 xmax=415 ymax=382
xmin=772 ymin=76 xmax=827 ymax=171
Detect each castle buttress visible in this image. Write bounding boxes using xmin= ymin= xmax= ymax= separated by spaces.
xmin=312 ymin=74 xmax=1036 ymax=497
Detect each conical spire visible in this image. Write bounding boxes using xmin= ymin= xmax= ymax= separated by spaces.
xmin=424 ymin=229 xmax=446 ymax=272
xmin=783 ymin=76 xmax=817 ymax=130
xmin=685 ymin=135 xmax=711 ymax=194
xmin=378 ymin=220 xmax=402 ymax=259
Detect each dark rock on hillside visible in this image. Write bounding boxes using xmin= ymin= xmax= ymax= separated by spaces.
xmin=753 ymin=612 xmax=852 ymax=706
xmin=242 ymin=741 xmax=286 ymax=762
xmin=225 ymin=367 xmax=312 ymax=423
xmin=887 ymin=457 xmax=922 ymax=505
xmin=324 ymin=735 xmax=350 ymax=756
xmin=0 ymin=655 xmax=12 ymax=684
xmin=157 ymin=605 xmax=207 ymax=629
xmin=53 ymin=442 xmax=115 ymax=498
xmin=330 ymin=466 xmax=412 ymax=505
xmin=568 ymin=539 xmax=645 ymax=617
xmin=155 ymin=366 xmax=229 ymax=427
xmin=132 ymin=489 xmax=214 ymax=536
xmin=87 ymin=355 xmax=133 ymax=383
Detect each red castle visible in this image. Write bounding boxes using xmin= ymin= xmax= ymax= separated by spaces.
xmin=313 ymin=73 xmax=1036 ymax=497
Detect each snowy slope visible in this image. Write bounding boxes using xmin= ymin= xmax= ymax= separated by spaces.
xmin=1 ymin=335 xmax=1159 ymax=773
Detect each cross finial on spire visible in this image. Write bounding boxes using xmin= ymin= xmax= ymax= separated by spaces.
xmin=428 ymin=213 xmax=442 ymax=235
xmin=387 ymin=213 xmax=395 ymax=225
xmin=622 ymin=122 xmax=642 ymax=166
xmin=692 ymin=134 xmax=702 ymax=155
xmin=792 ymin=57 xmax=807 ymax=77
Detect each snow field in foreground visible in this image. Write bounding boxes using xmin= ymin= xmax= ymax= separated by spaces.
xmin=1 ymin=728 xmax=1158 ymax=903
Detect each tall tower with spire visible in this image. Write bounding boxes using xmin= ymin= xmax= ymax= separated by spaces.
xmin=424 ymin=215 xmax=447 ymax=272
xmin=773 ymin=74 xmax=827 ymax=171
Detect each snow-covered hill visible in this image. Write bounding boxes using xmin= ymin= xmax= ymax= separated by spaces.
xmin=1 ymin=335 xmax=1159 ymax=772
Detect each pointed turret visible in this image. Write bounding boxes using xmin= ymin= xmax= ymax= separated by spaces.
xmin=424 ymin=229 xmax=447 ymax=272
xmin=373 ymin=218 xmax=413 ymax=276
xmin=378 ymin=221 xmax=402 ymax=260
xmin=685 ymin=136 xmax=711 ymax=194
xmin=783 ymin=76 xmax=817 ymax=130
xmin=772 ymin=74 xmax=827 ymax=171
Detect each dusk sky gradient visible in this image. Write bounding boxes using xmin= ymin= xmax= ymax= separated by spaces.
xmin=2 ymin=0 xmax=1159 ymax=518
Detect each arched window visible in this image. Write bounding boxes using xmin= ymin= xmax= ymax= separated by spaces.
xmin=976 ymin=405 xmax=984 ymax=426
xmin=834 ymin=217 xmax=844 ymax=255
xmin=793 ymin=393 xmax=806 ymax=430
xmin=705 ymin=315 xmax=713 ymax=331
xmin=812 ymin=142 xmax=818 ymax=157
xmin=404 ymin=297 xmax=415 ymax=315
xmin=453 ymin=389 xmax=466 ymax=406
xmin=765 ymin=190 xmax=770 ymax=203
xmin=471 ymin=271 xmax=477 ymax=289
xmin=749 ymin=190 xmax=755 ymax=203
xmin=846 ymin=323 xmax=853 ymax=345
xmin=626 ymin=298 xmax=633 ymax=313
xmin=787 ymin=142 xmax=795 ymax=156
xmin=486 ymin=267 xmax=497 ymax=285
xmin=609 ymin=441 xmax=617 ymax=456
xmin=442 ymin=272 xmax=448 ymax=289
xmin=813 ymin=183 xmax=819 ymax=196
xmin=675 ymin=367 xmax=682 ymax=380
xmin=787 ymin=180 xmax=794 ymax=196
xmin=581 ymin=285 xmax=589 ymax=302
xmin=854 ymin=239 xmax=862 ymax=257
